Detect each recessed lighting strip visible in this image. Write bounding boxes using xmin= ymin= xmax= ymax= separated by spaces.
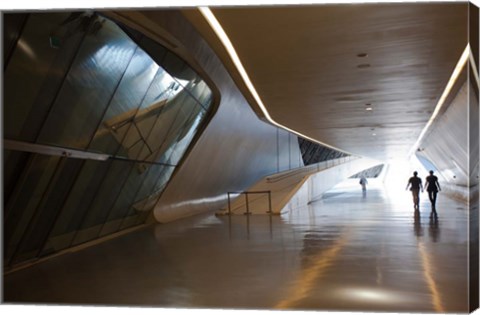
xmin=199 ymin=7 xmax=354 ymax=156
xmin=408 ymin=44 xmax=470 ymax=157
xmin=468 ymin=45 xmax=479 ymax=89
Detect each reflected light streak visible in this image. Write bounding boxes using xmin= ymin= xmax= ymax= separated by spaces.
xmin=157 ymin=194 xmax=227 ymax=210
xmin=408 ymin=44 xmax=470 ymax=158
xmin=339 ymin=287 xmax=404 ymax=303
xmin=275 ymin=232 xmax=349 ymax=309
xmin=199 ymin=7 xmax=353 ymax=157
xmin=418 ymin=242 xmax=445 ymax=313
xmin=17 ymin=38 xmax=37 ymax=60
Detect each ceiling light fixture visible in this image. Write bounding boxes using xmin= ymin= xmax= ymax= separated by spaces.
xmin=408 ymin=44 xmax=470 ymax=157
xmin=357 ymin=63 xmax=371 ymax=69
xmin=199 ymin=7 xmax=354 ymax=156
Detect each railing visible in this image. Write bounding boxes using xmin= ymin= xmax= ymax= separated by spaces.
xmin=224 ymin=157 xmax=360 ymax=215
xmin=227 ymin=190 xmax=272 ymax=215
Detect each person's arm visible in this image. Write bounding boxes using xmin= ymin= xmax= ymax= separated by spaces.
xmin=436 ymin=178 xmax=441 ymax=191
xmin=406 ymin=179 xmax=410 ymax=190
xmin=420 ymin=180 xmax=424 ymax=193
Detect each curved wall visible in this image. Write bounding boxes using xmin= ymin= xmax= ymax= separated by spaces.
xmin=416 ymin=77 xmax=475 ymax=202
xmin=108 ymin=10 xmax=304 ymax=222
xmin=2 ymin=11 xmax=218 ymax=268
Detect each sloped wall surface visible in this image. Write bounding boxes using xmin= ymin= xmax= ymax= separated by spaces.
xmin=416 ymin=80 xmax=474 ymax=202
xmin=111 ymin=10 xmax=305 ymax=222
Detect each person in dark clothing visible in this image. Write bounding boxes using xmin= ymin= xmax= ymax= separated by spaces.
xmin=424 ymin=170 xmax=441 ymax=211
xmin=359 ymin=176 xmax=368 ymax=197
xmin=406 ymin=171 xmax=423 ymax=210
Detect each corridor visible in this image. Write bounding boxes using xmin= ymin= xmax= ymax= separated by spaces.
xmin=4 ymin=179 xmax=470 ymax=313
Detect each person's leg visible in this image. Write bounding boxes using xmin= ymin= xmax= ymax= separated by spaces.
xmin=432 ymin=191 xmax=437 ymax=209
xmin=412 ymin=190 xmax=419 ymax=208
xmin=428 ymin=191 xmax=434 ymax=204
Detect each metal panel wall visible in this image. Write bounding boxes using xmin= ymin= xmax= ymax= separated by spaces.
xmin=417 ymin=79 xmax=470 ymax=200
xmin=108 ymin=10 xmax=305 ymax=222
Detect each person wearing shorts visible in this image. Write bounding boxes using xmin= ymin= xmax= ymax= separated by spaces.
xmin=406 ymin=171 xmax=423 ymax=210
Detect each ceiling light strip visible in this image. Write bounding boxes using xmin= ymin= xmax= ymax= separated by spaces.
xmin=468 ymin=46 xmax=479 ymax=89
xmin=408 ymin=44 xmax=470 ymax=157
xmin=199 ymin=7 xmax=354 ymax=156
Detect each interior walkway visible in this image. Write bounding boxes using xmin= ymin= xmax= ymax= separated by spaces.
xmin=3 ymin=179 xmax=470 ymax=313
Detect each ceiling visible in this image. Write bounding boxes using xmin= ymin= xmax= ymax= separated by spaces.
xmin=183 ymin=2 xmax=468 ymax=162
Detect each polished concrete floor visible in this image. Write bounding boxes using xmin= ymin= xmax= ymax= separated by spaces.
xmin=3 ymin=179 xmax=470 ymax=313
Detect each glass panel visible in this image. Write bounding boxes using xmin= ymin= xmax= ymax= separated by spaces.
xmin=4 ymin=12 xmax=86 ymax=142
xmin=162 ymin=103 xmax=206 ymax=166
xmin=3 ymin=11 xmax=215 ymax=267
xmin=99 ymin=164 xmax=174 ymax=236
xmin=162 ymin=51 xmax=197 ymax=87
xmin=89 ymin=48 xmax=160 ymax=156
xmin=4 ymin=154 xmax=61 ymax=265
xmin=114 ymin=68 xmax=179 ymax=161
xmin=71 ymin=159 xmax=134 ymax=245
xmin=189 ymin=80 xmax=213 ymax=109
xmin=37 ymin=15 xmax=137 ymax=151
xmin=117 ymin=166 xmax=175 ymax=230
xmin=154 ymin=165 xmax=176 ymax=192
xmin=3 ymin=149 xmax=32 ymax=206
xmin=134 ymin=211 xmax=152 ymax=226
xmin=191 ymin=81 xmax=213 ymax=110
xmin=143 ymin=91 xmax=191 ymax=157
xmin=139 ymin=91 xmax=203 ymax=166
xmin=159 ymin=51 xmax=213 ymax=108
xmin=137 ymin=33 xmax=167 ymax=65
xmin=3 ymin=13 xmax=29 ymax=66
xmin=42 ymin=159 xmax=113 ymax=253
xmin=11 ymin=158 xmax=84 ymax=264
xmin=119 ymin=214 xmax=140 ymax=230
xmin=101 ymin=162 xmax=149 ymax=226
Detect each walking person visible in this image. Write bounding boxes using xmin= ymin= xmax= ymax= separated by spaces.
xmin=424 ymin=170 xmax=441 ymax=212
xmin=406 ymin=171 xmax=423 ymax=210
xmin=359 ymin=176 xmax=368 ymax=197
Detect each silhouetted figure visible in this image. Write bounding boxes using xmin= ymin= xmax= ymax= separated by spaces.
xmin=406 ymin=171 xmax=423 ymax=210
xmin=359 ymin=176 xmax=368 ymax=197
xmin=424 ymin=170 xmax=441 ymax=212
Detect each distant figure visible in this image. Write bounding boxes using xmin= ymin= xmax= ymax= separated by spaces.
xmin=359 ymin=176 xmax=368 ymax=197
xmin=406 ymin=171 xmax=423 ymax=210
xmin=424 ymin=170 xmax=441 ymax=211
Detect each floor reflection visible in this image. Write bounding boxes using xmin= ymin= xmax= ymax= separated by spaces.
xmin=413 ymin=210 xmax=423 ymax=238
xmin=275 ymin=228 xmax=348 ymax=309
xmin=3 ymin=180 xmax=469 ymax=313
xmin=428 ymin=212 xmax=440 ymax=243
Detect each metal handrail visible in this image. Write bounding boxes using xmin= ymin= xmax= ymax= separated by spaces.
xmin=227 ymin=190 xmax=272 ymax=215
